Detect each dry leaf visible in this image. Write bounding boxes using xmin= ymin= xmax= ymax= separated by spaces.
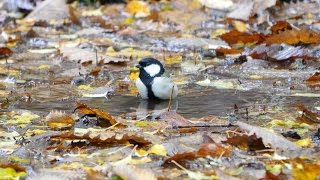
xmin=220 ymin=30 xmax=264 ymax=45
xmin=164 ymin=143 xmax=231 ymax=164
xmin=0 ymin=47 xmax=13 ymax=58
xmin=271 ymin=21 xmax=292 ymax=33
xmin=296 ymin=103 xmax=320 ymax=123
xmin=236 ymin=121 xmax=301 ymax=151
xmin=51 ymin=131 xmax=151 ymax=146
xmin=264 ymin=28 xmax=320 ymax=45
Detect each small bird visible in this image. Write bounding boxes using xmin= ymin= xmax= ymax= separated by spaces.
xmin=135 ymin=58 xmax=178 ymax=100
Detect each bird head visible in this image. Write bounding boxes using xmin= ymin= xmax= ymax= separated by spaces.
xmin=136 ymin=58 xmax=165 ymax=77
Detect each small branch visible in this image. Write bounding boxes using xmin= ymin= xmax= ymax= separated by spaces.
xmin=176 ymin=124 xmax=235 ymax=128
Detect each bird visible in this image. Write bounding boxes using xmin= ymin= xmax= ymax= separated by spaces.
xmin=135 ymin=58 xmax=178 ymax=100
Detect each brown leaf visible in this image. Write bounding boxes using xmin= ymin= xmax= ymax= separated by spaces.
xmin=305 ymin=72 xmax=320 ymax=88
xmin=89 ymin=66 xmax=101 ymax=77
xmin=158 ymin=111 xmax=193 ymax=126
xmin=0 ymin=47 xmax=13 ymax=58
xmin=296 ymin=103 xmax=320 ymax=123
xmin=0 ymin=164 xmax=26 ymax=172
xmin=51 ymin=131 xmax=151 ymax=146
xmin=164 ymin=143 xmax=231 ymax=164
xmin=46 ymin=111 xmax=76 ymax=130
xmin=220 ymin=29 xmax=265 ymax=45
xmin=236 ymin=121 xmax=301 ymax=151
xmin=271 ymin=21 xmax=292 ymax=34
xmin=68 ymin=5 xmax=81 ymax=26
xmin=264 ymin=28 xmax=320 ymax=45
xmin=75 ymin=102 xmax=125 ymax=127
xmin=292 ymin=159 xmax=320 ymax=180
xmin=216 ymin=48 xmax=243 ymax=56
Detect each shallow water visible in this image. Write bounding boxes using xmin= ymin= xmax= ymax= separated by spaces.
xmin=13 ymin=88 xmax=319 ymax=119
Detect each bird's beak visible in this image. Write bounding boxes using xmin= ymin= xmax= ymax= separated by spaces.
xmin=135 ymin=64 xmax=141 ymax=68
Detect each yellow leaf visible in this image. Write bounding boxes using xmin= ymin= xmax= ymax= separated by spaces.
xmin=124 ymin=17 xmax=135 ymax=25
xmin=9 ymin=156 xmax=30 ymax=164
xmin=165 ymin=55 xmax=182 ymax=66
xmin=295 ymin=138 xmax=312 ymax=147
xmin=78 ymin=85 xmax=93 ymax=91
xmin=232 ymin=20 xmax=248 ymax=32
xmin=0 ymin=168 xmax=26 ymax=179
xmin=148 ymin=144 xmax=167 ymax=156
xmin=106 ymin=47 xmax=152 ymax=58
xmin=129 ymin=71 xmax=139 ymax=81
xmin=211 ymin=29 xmax=227 ymax=39
xmin=7 ymin=112 xmax=39 ymax=124
xmin=292 ymin=160 xmax=320 ymax=180
xmin=135 ymin=149 xmax=148 ymax=157
xmin=126 ymin=1 xmax=150 ymax=18
xmin=38 ymin=64 xmax=50 ymax=69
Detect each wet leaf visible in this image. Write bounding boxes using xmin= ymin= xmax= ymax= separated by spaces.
xmin=75 ymin=102 xmax=124 ymax=127
xmin=158 ymin=111 xmax=193 ymax=126
xmin=46 ymin=111 xmax=76 ymax=130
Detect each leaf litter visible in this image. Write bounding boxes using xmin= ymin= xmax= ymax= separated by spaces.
xmin=0 ymin=0 xmax=320 ymax=179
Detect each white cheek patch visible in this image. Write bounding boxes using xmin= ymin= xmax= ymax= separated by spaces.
xmin=144 ymin=64 xmax=160 ymax=77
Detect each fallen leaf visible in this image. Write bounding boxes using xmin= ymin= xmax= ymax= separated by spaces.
xmin=75 ymin=102 xmax=124 ymax=127
xmin=236 ymin=121 xmax=301 ymax=151
xmin=51 ymin=131 xmax=151 ymax=147
xmin=248 ymin=44 xmax=315 ymax=61
xmin=226 ymin=133 xmax=267 ymax=151
xmin=296 ymin=103 xmax=320 ymax=123
xmin=216 ymin=48 xmax=243 ymax=55
xmin=305 ymin=72 xmax=320 ymax=88
xmin=158 ymin=111 xmax=193 ymax=127
xmin=165 ymin=142 xmax=231 ymax=164
xmin=0 ymin=47 xmax=13 ymax=58
xmin=271 ymin=21 xmax=292 ymax=33
xmin=292 ymin=159 xmax=320 ymax=180
xmin=295 ymin=138 xmax=312 ymax=147
xmin=220 ymin=29 xmax=264 ymax=45
xmin=46 ymin=111 xmax=76 ymax=130
xmin=126 ymin=1 xmax=150 ymax=18
xmin=264 ymin=28 xmax=320 ymax=45
xmin=113 ymin=163 xmax=157 ymax=180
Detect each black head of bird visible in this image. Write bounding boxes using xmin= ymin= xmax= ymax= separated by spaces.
xmin=135 ymin=58 xmax=178 ymax=100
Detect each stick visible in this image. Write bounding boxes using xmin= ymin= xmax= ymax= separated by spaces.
xmin=167 ymin=84 xmax=175 ymax=112
xmin=176 ymin=124 xmax=235 ymax=128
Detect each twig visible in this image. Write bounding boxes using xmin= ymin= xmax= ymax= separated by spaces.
xmin=176 ymin=124 xmax=235 ymax=128
xmin=167 ymin=84 xmax=175 ymax=111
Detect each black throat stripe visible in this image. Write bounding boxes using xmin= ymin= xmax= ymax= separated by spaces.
xmin=139 ymin=69 xmax=162 ymax=100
